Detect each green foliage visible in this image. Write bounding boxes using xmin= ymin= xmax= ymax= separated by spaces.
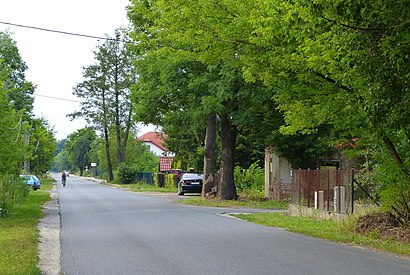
xmin=0 ymin=31 xmax=35 ymax=115
xmin=0 ymin=89 xmax=26 ymax=175
xmin=166 ymin=174 xmax=176 ymax=188
xmin=128 ymin=0 xmax=410 ymax=210
xmin=124 ymin=140 xmax=159 ymax=172
xmin=53 ymin=149 xmax=71 ymax=173
xmin=70 ymin=30 xmax=137 ymax=179
xmin=118 ymin=164 xmax=137 ymax=184
xmin=29 ymin=118 xmax=57 ymax=175
xmin=370 ymin=148 xmax=410 ymax=225
xmin=272 ymin=126 xmax=336 ymax=169
xmin=156 ymin=173 xmax=165 ymax=187
xmin=234 ymin=162 xmax=264 ymax=193
xmin=65 ymin=128 xmax=97 ymax=175
xmin=0 ymin=175 xmax=29 ymax=217
xmin=0 ymin=32 xmax=32 ymax=175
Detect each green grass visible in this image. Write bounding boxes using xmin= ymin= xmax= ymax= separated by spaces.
xmin=0 ymin=178 xmax=53 ymax=274
xmin=107 ymin=182 xmax=177 ymax=193
xmin=177 ymin=196 xmax=288 ymax=209
xmin=233 ymin=212 xmax=410 ymax=256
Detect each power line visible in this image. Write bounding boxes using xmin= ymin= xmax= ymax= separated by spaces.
xmin=0 ymin=21 xmax=132 ymax=43
xmin=34 ymin=93 xmax=82 ymax=103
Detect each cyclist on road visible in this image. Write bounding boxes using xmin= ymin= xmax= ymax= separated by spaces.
xmin=62 ymin=171 xmax=67 ymax=187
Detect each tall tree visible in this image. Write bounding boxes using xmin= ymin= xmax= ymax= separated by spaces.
xmin=0 ymin=69 xmax=26 ymax=175
xmin=70 ymin=30 xmax=137 ymax=180
xmin=147 ymin=0 xmax=410 ymax=220
xmin=0 ymin=31 xmax=37 ymax=175
xmin=0 ymin=31 xmax=35 ymax=115
xmin=127 ymin=0 xmax=286 ymax=200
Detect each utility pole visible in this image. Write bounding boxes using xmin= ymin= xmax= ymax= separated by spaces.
xmin=24 ymin=131 xmax=30 ymax=174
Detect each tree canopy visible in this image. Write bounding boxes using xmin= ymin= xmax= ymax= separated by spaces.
xmin=127 ymin=0 xmax=410 ymax=220
xmin=0 ymin=31 xmax=55 ymax=176
xmin=71 ymin=29 xmax=138 ymax=180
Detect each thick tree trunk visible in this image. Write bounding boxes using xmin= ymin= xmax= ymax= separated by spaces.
xmin=202 ymin=114 xmax=217 ymax=197
xmin=219 ymin=113 xmax=237 ymax=200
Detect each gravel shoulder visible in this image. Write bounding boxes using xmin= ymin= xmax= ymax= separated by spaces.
xmin=38 ymin=182 xmax=61 ymax=275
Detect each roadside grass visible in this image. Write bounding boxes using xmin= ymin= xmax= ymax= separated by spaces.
xmin=107 ymin=182 xmax=177 ymax=193
xmin=177 ymin=196 xmax=288 ymax=209
xmin=232 ymin=212 xmax=410 ymax=257
xmin=0 ymin=178 xmax=53 ymax=274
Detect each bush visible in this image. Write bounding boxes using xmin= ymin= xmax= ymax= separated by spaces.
xmin=156 ymin=173 xmax=165 ymax=187
xmin=166 ymin=174 xmax=175 ymax=188
xmin=118 ymin=164 xmax=137 ymax=184
xmin=0 ymin=175 xmax=29 ymax=217
xmin=234 ymin=161 xmax=264 ymax=193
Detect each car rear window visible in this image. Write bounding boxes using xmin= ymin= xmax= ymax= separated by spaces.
xmin=182 ymin=174 xmax=203 ymax=180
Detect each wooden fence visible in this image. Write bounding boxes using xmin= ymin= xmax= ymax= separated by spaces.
xmin=291 ymin=169 xmax=354 ymax=214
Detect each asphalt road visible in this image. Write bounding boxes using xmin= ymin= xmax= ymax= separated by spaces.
xmin=55 ymin=175 xmax=410 ymax=275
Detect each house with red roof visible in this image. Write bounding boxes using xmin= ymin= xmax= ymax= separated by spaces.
xmin=138 ymin=132 xmax=173 ymax=157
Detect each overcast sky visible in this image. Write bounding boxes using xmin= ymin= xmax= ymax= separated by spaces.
xmin=0 ymin=0 xmax=153 ymax=140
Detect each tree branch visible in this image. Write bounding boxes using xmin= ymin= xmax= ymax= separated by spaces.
xmin=321 ymin=16 xmax=396 ymax=32
xmin=383 ymin=136 xmax=404 ymax=167
xmin=310 ymin=70 xmax=354 ymax=94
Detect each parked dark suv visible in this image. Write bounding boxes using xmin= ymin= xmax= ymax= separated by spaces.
xmin=177 ymin=173 xmax=203 ymax=195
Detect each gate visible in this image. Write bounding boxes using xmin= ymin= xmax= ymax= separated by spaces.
xmin=135 ymin=172 xmax=154 ymax=185
xmin=291 ymin=169 xmax=354 ymax=214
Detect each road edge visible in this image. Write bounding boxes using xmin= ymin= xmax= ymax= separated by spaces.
xmin=38 ymin=181 xmax=61 ymax=275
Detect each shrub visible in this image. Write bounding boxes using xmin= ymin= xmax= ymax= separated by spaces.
xmin=118 ymin=164 xmax=137 ymax=184
xmin=234 ymin=161 xmax=264 ymax=193
xmin=156 ymin=173 xmax=165 ymax=187
xmin=166 ymin=174 xmax=175 ymax=188
xmin=0 ymin=175 xmax=29 ymax=217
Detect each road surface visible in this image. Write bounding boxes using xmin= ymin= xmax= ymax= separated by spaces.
xmin=54 ymin=175 xmax=410 ymax=275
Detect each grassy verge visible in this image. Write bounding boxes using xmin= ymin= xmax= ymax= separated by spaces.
xmin=233 ymin=212 xmax=410 ymax=256
xmin=107 ymin=182 xmax=177 ymax=193
xmin=0 ymin=178 xmax=53 ymax=274
xmin=177 ymin=196 xmax=288 ymax=209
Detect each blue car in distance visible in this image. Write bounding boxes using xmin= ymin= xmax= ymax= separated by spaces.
xmin=20 ymin=175 xmax=41 ymax=190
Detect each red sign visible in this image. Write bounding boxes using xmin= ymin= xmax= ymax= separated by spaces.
xmin=159 ymin=156 xmax=173 ymax=172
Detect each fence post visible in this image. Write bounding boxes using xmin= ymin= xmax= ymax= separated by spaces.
xmin=299 ymin=169 xmax=302 ymax=207
xmin=351 ymin=169 xmax=355 ymax=214
xmin=338 ymin=170 xmax=341 ymax=214
xmin=327 ymin=169 xmax=330 ymax=212
xmin=307 ymin=168 xmax=311 ymax=208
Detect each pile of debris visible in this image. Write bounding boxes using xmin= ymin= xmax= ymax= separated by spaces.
xmin=356 ymin=212 xmax=410 ymax=244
